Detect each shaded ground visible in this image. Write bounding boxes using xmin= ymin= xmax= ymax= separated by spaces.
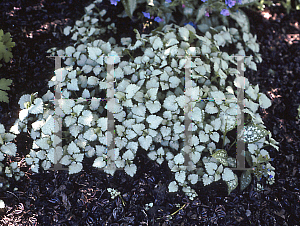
xmin=0 ymin=0 xmax=300 ymax=225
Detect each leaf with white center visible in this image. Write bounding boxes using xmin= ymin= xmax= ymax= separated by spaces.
xmin=152 ymin=37 xmax=163 ymax=50
xmin=83 ymin=128 xmax=97 ymax=141
xmin=205 ymin=102 xmax=218 ymax=114
xmin=69 ymin=162 xmax=83 ymax=174
xmin=67 ymin=141 xmax=80 ymax=155
xmin=179 ymin=27 xmax=189 ymax=41
xmin=189 ymin=107 xmax=203 ymax=122
xmin=138 ymin=135 xmax=152 ymax=150
xmin=126 ymin=84 xmax=140 ymax=99
xmin=146 ymin=100 xmax=161 ymax=114
xmin=210 ymin=132 xmax=220 ymax=143
xmin=29 ymin=98 xmax=43 ymax=114
xmin=173 ymin=122 xmax=184 ymax=134
xmin=146 ymin=88 xmax=158 ymax=100
xmin=190 ymin=151 xmax=201 ymax=164
xmin=258 ymin=93 xmax=272 ymax=109
xmin=87 ymin=47 xmax=102 ymax=61
xmin=42 ymin=115 xmax=60 ymax=135
xmin=204 ymin=162 xmax=217 ymax=175
xmin=199 ymin=131 xmax=209 ymax=143
xmin=165 ymin=38 xmax=179 ymax=47
xmin=132 ymin=103 xmax=146 ymax=117
xmin=210 ymin=91 xmax=225 ymax=105
xmin=125 ymin=163 xmax=137 ymax=177
xmin=240 ymin=169 xmax=252 ymax=191
xmin=132 ymin=124 xmax=145 ymax=136
xmin=212 ymin=149 xmax=228 ymax=166
xmin=146 ymin=115 xmax=163 ymax=129
xmin=1 ymin=143 xmax=17 ymax=156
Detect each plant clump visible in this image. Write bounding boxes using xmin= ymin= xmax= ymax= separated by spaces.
xmin=0 ymin=0 xmax=280 ymax=199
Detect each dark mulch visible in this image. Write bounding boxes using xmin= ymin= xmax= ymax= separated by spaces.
xmin=0 ymin=0 xmax=300 ymax=225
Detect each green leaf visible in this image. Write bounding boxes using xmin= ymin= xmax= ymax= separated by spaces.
xmin=121 ymin=0 xmax=137 ymax=19
xmin=212 ymin=149 xmax=228 ymax=166
xmin=240 ymin=170 xmax=252 ymax=191
xmin=245 ymin=150 xmax=253 ymax=167
xmin=0 ymin=90 xmax=9 ymax=103
xmin=226 ymin=174 xmax=238 ymax=195
xmin=0 ymin=78 xmax=12 ymax=91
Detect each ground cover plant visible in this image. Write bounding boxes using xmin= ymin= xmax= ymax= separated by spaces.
xmin=0 ymin=0 xmax=298 ymax=224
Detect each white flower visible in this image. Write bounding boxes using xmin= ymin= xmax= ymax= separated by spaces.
xmin=222 ymin=168 xmax=235 ymax=181
xmin=73 ymin=153 xmax=84 ymax=162
xmin=64 ymin=116 xmax=77 ymax=127
xmin=189 ymin=107 xmax=203 ymax=122
xmin=168 ymin=181 xmax=178 ymax=192
xmin=69 ymin=162 xmax=83 ymax=174
xmin=188 ymin=174 xmax=198 ymax=184
xmin=189 ymin=151 xmax=201 ymax=164
xmin=122 ymin=150 xmax=134 ymax=160
xmin=42 ymin=90 xmax=54 ymax=102
xmin=175 ymin=171 xmax=186 ymax=183
xmin=210 ymin=91 xmax=226 ymax=105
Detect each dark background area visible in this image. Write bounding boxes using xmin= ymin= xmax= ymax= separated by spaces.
xmin=0 ymin=0 xmax=300 ymax=225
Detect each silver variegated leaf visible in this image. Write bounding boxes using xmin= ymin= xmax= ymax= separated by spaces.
xmin=227 ymin=174 xmax=238 ymax=195
xmin=240 ymin=170 xmax=252 ymax=192
xmin=241 ymin=124 xmax=270 ymax=144
xmin=212 ymin=149 xmax=228 ymax=166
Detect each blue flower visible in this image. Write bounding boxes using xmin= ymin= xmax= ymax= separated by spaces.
xmin=238 ymin=0 xmax=242 ymax=4
xmin=269 ymin=175 xmax=273 ymax=178
xmin=220 ymin=9 xmax=230 ymax=16
xmin=165 ymin=0 xmax=172 ymax=3
xmin=110 ymin=0 xmax=120 ymax=6
xmin=201 ymin=0 xmax=207 ymax=2
xmin=225 ymin=0 xmax=236 ymax=8
xmin=184 ymin=22 xmax=197 ymax=29
xmin=142 ymin=12 xmax=151 ymax=19
xmin=154 ymin=17 xmax=163 ymax=22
